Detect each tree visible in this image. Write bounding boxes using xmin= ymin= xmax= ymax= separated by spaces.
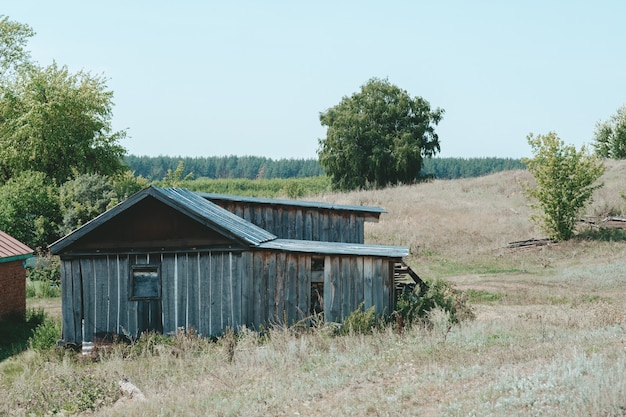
xmin=110 ymin=170 xmax=149 ymax=201
xmin=317 ymin=78 xmax=444 ymax=190
xmin=0 ymin=171 xmax=61 ymax=249
xmin=159 ymin=160 xmax=194 ymax=187
xmin=58 ymin=173 xmax=117 ymax=236
xmin=521 ymin=132 xmax=604 ymax=241
xmin=593 ymin=104 xmax=626 ymax=159
xmin=0 ymin=16 xmax=34 ymax=79
xmin=0 ymin=62 xmax=127 ymax=183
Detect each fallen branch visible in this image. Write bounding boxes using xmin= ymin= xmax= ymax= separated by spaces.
xmin=507 ymin=238 xmax=555 ymax=249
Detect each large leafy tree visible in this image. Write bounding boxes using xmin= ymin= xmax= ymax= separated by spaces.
xmin=58 ymin=173 xmax=117 ymax=236
xmin=593 ymin=104 xmax=626 ymax=159
xmin=318 ymin=78 xmax=444 ymax=190
xmin=0 ymin=16 xmax=34 ymax=79
xmin=521 ymin=132 xmax=604 ymax=241
xmin=0 ymin=171 xmax=61 ymax=249
xmin=0 ymin=62 xmax=127 ymax=183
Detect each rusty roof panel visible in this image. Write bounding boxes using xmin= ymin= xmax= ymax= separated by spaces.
xmin=0 ymin=230 xmax=34 ymax=262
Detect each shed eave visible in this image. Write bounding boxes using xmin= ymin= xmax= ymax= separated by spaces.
xmin=258 ymin=239 xmax=409 ymax=258
xmin=199 ymin=192 xmax=388 ymax=215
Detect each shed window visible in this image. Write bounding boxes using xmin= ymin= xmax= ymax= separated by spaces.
xmin=130 ymin=264 xmax=161 ymax=300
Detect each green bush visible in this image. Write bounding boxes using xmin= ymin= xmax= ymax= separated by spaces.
xmin=29 ymin=315 xmax=61 ymax=352
xmin=395 ymin=279 xmax=474 ymax=327
xmin=339 ymin=303 xmax=381 ymax=335
xmin=26 ymin=253 xmax=61 ymax=298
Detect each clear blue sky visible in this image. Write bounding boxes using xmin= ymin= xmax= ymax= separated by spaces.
xmin=4 ymin=1 xmax=625 ymax=159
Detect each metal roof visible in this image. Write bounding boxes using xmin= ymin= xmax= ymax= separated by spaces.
xmin=259 ymin=239 xmax=408 ymax=258
xmin=49 ymin=187 xmax=408 ymax=259
xmin=198 ymin=192 xmax=387 ymax=215
xmin=0 ymin=230 xmax=34 ymax=263
xmin=49 ymin=186 xmax=276 ymax=254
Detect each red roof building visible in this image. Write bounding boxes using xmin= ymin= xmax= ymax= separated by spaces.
xmin=0 ymin=231 xmax=33 ymax=320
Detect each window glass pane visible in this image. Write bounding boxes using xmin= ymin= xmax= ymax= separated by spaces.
xmin=131 ymin=265 xmax=160 ymax=300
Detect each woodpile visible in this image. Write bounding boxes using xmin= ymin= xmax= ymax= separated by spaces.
xmin=580 ymin=216 xmax=626 ymax=230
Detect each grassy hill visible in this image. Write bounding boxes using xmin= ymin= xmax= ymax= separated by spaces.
xmin=3 ymin=160 xmax=626 ymax=416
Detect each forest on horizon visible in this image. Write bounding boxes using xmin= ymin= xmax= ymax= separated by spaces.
xmin=124 ymin=155 xmax=525 ymax=182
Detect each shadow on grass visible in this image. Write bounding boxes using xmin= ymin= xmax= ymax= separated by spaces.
xmin=576 ymin=228 xmax=626 ymax=242
xmin=0 ymin=309 xmax=46 ymax=362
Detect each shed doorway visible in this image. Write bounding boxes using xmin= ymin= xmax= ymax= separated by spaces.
xmin=310 ymin=257 xmax=324 ymax=315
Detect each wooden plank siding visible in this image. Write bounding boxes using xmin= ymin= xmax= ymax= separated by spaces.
xmin=59 ymin=250 xmax=398 ymax=344
xmin=209 ymin=201 xmax=369 ymax=244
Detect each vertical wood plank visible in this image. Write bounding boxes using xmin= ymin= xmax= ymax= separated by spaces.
xmin=383 ymin=260 xmax=393 ymax=316
xmin=311 ymin=210 xmax=320 ymax=241
xmin=296 ymin=255 xmax=309 ymax=321
xmin=106 ymin=256 xmax=118 ymax=337
xmin=116 ymin=255 xmax=129 ymax=338
xmin=229 ymin=252 xmax=242 ymax=329
xmin=275 ymin=252 xmax=286 ymax=325
xmin=285 ymin=253 xmax=298 ymax=325
xmin=252 ymin=252 xmax=266 ymax=330
xmin=187 ymin=252 xmax=199 ymax=333
xmin=363 ymin=257 xmax=374 ymax=310
xmin=94 ymin=257 xmax=109 ymax=337
xmin=79 ymin=259 xmax=94 ymax=342
xmin=356 ymin=218 xmax=365 ymax=244
xmin=303 ymin=210 xmax=313 ymax=241
xmin=265 ymin=207 xmax=275 ymax=236
xmin=354 ymin=256 xmax=364 ymax=312
xmin=295 ymin=210 xmax=303 ymax=240
xmin=325 ymin=256 xmax=341 ymax=322
xmin=266 ymin=253 xmax=276 ymax=325
xmin=373 ymin=258 xmax=384 ymax=315
xmin=340 ymin=257 xmax=352 ymax=320
xmin=254 ymin=206 xmax=264 ymax=230
xmin=240 ymin=251 xmax=254 ymax=327
xmin=211 ymin=252 xmax=223 ymax=335
xmin=160 ymin=253 xmax=176 ymax=335
xmin=282 ymin=208 xmax=290 ymax=239
xmin=71 ymin=259 xmax=83 ymax=343
xmin=61 ymin=260 xmax=76 ymax=343
xmin=199 ymin=252 xmax=211 ymax=337
xmin=320 ymin=211 xmax=329 ymax=242
xmin=176 ymin=253 xmax=188 ymax=330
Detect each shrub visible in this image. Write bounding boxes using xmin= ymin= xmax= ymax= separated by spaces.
xmin=339 ymin=302 xmax=381 ymax=335
xmin=521 ymin=132 xmax=604 ymax=241
xmin=26 ymin=253 xmax=61 ymax=298
xmin=28 ymin=315 xmax=61 ymax=352
xmin=395 ymin=279 xmax=474 ymax=327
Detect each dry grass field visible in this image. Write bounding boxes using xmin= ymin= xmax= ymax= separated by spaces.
xmin=2 ymin=160 xmax=626 ymax=416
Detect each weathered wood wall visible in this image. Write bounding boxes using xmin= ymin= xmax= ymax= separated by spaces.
xmin=214 ymin=202 xmax=367 ymax=244
xmin=60 ymin=250 xmax=396 ymax=344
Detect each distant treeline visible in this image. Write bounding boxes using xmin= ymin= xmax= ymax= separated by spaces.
xmin=125 ymin=155 xmax=525 ymax=181
xmin=421 ymin=157 xmax=525 ymax=179
xmin=125 ymin=155 xmax=324 ymax=181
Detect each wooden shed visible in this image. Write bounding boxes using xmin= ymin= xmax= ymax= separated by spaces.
xmin=0 ymin=231 xmax=34 ymax=321
xmin=49 ymin=187 xmax=408 ymax=344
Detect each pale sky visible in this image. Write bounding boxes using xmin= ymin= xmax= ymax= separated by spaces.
xmin=3 ymin=1 xmax=625 ymax=159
